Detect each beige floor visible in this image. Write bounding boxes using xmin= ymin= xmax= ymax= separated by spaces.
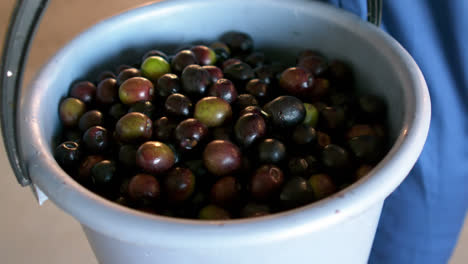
xmin=0 ymin=1 xmax=466 ymax=263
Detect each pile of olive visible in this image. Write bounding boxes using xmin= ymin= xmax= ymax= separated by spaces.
xmin=55 ymin=31 xmax=388 ymax=220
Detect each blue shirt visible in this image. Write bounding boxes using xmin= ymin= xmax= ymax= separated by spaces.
xmin=322 ymin=0 xmax=468 ymax=263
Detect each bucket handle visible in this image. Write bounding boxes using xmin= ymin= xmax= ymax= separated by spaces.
xmin=367 ymin=0 xmax=383 ymax=27
xmin=0 ymin=0 xmax=50 ymax=186
xmin=0 ymin=0 xmax=381 ymax=187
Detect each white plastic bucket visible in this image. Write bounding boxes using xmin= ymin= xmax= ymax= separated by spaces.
xmin=18 ymin=0 xmax=431 ymax=263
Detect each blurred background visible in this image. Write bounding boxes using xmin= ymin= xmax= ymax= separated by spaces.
xmin=0 ymin=1 xmax=466 ymax=263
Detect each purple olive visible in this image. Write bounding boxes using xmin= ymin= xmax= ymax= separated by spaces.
xmin=280 ymin=176 xmax=315 ymax=208
xmin=128 ymin=173 xmax=161 ymax=205
xmin=219 ymin=31 xmax=254 ymax=55
xmin=207 ymin=78 xmax=238 ymax=104
xmin=91 ymin=160 xmax=117 ymax=188
xmin=55 ymin=141 xmax=81 ymax=170
xmin=223 ymin=62 xmax=255 ymax=86
xmin=263 ymin=96 xmax=306 ymax=128
xmin=164 ymin=167 xmax=196 ymax=203
xmin=202 ymin=65 xmax=224 ymax=83
xmin=211 ymin=176 xmax=241 ymax=208
xmin=297 ymin=55 xmax=328 ymax=76
xmin=348 ymin=135 xmax=385 ymax=164
xmin=245 ymin=78 xmax=268 ymax=99
xmin=82 ymin=126 xmax=109 ymax=153
xmin=96 ymin=78 xmax=119 ymax=105
xmin=181 ymin=64 xmax=211 ymax=96
xmin=69 ymin=81 xmax=96 ymax=105
xmin=234 ymin=113 xmax=266 ymax=147
xmin=78 ymin=110 xmax=104 ymax=132
xmin=136 ymin=141 xmax=175 ymax=174
xmin=141 ymin=56 xmax=171 ymax=82
xmin=165 ymin=93 xmax=193 ymax=117
xmin=119 ymin=77 xmax=154 ymax=105
xmin=59 ymin=98 xmax=86 ymax=127
xmin=194 ymin=96 xmax=232 ymax=127
xmin=171 ymin=50 xmax=198 ymax=73
xmin=250 ymin=164 xmax=284 ymax=201
xmin=175 ymin=118 xmax=208 ymax=151
xmin=279 ymin=67 xmax=314 ymax=97
xmin=321 ymin=144 xmax=352 ymax=173
xmin=117 ymin=67 xmax=141 ymax=85
xmin=308 ymin=173 xmax=336 ymax=200
xmin=115 ymin=112 xmax=152 ymax=143
xmin=292 ymin=124 xmax=317 ymax=146
xmin=203 ymin=140 xmax=242 ymax=176
xmin=191 ymin=45 xmax=217 ymax=65
xmin=156 ymin=73 xmax=181 ymax=97
xmin=258 ymin=138 xmax=286 ymax=164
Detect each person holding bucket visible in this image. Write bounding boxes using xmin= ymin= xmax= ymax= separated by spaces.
xmin=324 ymin=0 xmax=467 ymax=263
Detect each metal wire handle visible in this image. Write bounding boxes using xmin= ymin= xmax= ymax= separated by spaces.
xmin=1 ymin=0 xmax=50 ymax=186
xmin=367 ymin=0 xmax=383 ymax=27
